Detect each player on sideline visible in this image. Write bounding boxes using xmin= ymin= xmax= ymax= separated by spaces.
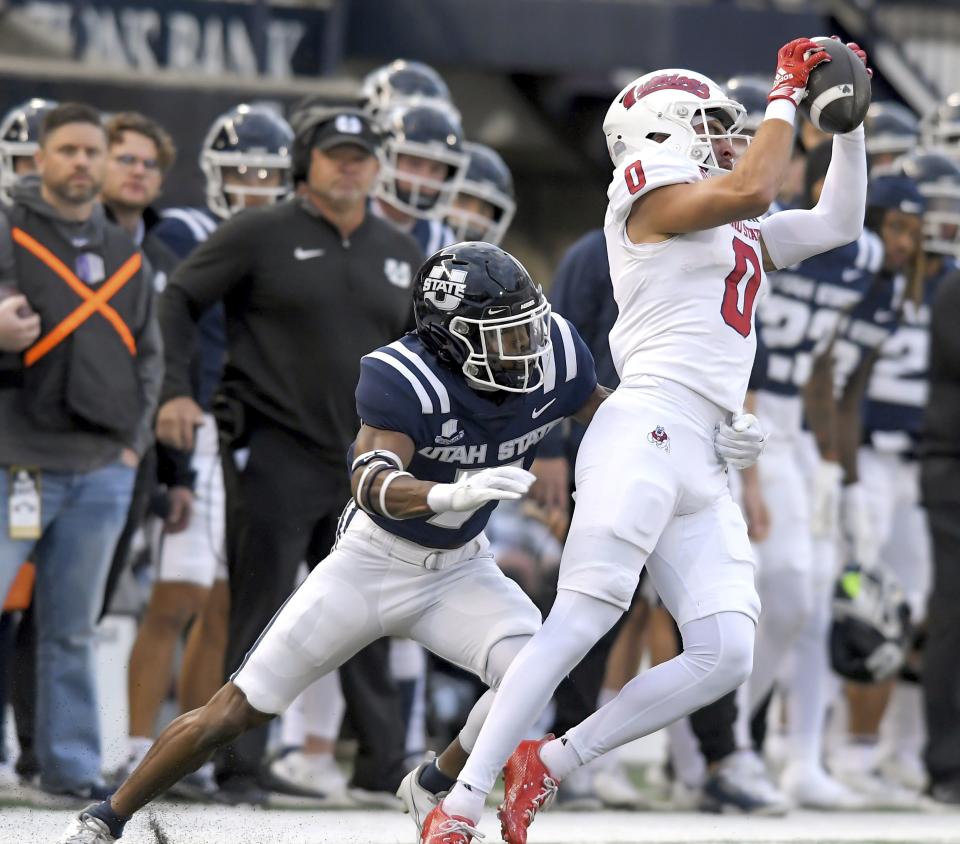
xmin=55 ymin=241 xmax=768 ymax=843
xmin=422 ymin=39 xmax=872 ymax=844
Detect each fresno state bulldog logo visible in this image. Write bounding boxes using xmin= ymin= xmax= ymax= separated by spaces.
xmin=647 ymin=425 xmax=671 ymax=452
xmin=622 ymin=73 xmax=711 ymax=110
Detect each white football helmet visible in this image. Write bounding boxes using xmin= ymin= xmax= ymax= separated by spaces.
xmin=603 ymin=69 xmax=749 ymax=176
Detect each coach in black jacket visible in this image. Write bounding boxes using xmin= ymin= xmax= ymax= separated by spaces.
xmin=156 ymin=107 xmax=421 ymax=802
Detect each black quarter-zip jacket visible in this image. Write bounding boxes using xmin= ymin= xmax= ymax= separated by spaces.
xmin=159 ymin=195 xmax=423 ymax=465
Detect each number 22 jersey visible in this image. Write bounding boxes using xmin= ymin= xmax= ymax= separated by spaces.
xmin=605 ymin=149 xmax=765 ymax=413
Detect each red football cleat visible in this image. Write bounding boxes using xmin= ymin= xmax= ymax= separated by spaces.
xmin=420 ymin=803 xmax=484 ymax=844
xmin=497 ymin=735 xmax=560 ymax=844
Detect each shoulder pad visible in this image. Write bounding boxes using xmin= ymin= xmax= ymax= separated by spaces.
xmin=606 ymin=150 xmax=702 ymax=226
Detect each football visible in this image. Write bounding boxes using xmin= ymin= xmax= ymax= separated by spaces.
xmin=799 ymin=36 xmax=872 ymax=134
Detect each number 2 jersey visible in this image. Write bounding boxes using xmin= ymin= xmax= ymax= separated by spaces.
xmin=349 ymin=317 xmax=597 ymax=549
xmin=605 ymin=150 xmax=765 ymax=414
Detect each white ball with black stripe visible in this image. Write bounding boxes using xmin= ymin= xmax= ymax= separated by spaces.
xmin=799 ymin=36 xmax=872 ymax=134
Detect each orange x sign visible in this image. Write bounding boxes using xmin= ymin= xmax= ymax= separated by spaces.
xmin=12 ymin=226 xmax=141 ymax=367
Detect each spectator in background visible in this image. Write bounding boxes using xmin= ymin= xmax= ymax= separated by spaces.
xmin=0 ymin=102 xmax=162 ymax=799
xmin=122 ymin=104 xmax=294 ymax=803
xmin=0 ymin=96 xmax=60 ymax=791
xmin=154 ymin=106 xmax=421 ymax=805
xmin=98 ymin=111 xmax=180 ymax=619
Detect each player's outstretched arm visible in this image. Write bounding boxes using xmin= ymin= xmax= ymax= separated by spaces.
xmin=352 ymin=424 xmax=536 ymax=520
xmin=760 ymin=41 xmax=872 ymax=271
xmin=628 ymin=38 xmax=829 ymax=241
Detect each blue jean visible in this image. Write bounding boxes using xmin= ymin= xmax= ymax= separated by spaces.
xmin=0 ymin=461 xmax=135 ymax=791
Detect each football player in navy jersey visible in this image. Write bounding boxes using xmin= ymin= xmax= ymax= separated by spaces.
xmin=829 ymin=159 xmax=957 ymax=801
xmin=727 ymin=141 xmax=884 ymax=810
xmin=785 ymin=174 xmax=926 ymax=810
xmin=57 ymin=242 xmax=764 ymax=843
xmin=371 ymin=102 xmax=466 ymax=254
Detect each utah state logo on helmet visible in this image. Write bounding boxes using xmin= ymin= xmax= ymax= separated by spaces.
xmin=413 ymin=242 xmax=552 ymax=394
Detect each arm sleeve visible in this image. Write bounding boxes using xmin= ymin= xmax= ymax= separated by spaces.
xmin=130 ymin=260 xmax=164 ymax=456
xmin=760 ymin=126 xmax=868 ymax=270
xmin=158 ymin=214 xmax=255 ymax=404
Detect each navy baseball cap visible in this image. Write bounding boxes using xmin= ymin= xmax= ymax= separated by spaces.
xmin=867 ymin=175 xmax=927 ymax=215
xmin=310 ymin=111 xmax=380 ymax=154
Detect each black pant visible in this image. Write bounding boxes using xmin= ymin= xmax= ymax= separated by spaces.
xmin=99 ymin=447 xmax=158 ymax=619
xmin=216 ymin=420 xmax=407 ymax=791
xmin=921 ymin=457 xmax=960 ymax=786
xmin=0 ymin=606 xmax=38 ymax=778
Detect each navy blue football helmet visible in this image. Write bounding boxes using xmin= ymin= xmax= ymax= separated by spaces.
xmin=921 ymin=92 xmax=960 ymax=162
xmin=830 ymin=562 xmax=911 ymax=683
xmin=413 ymin=242 xmax=552 ymax=393
xmin=894 ymin=150 xmax=960 ymax=257
xmin=446 ymin=142 xmax=516 ymax=245
xmin=200 ymin=104 xmax=294 ymax=219
xmin=376 ymin=102 xmax=468 ymax=219
xmin=362 ymin=59 xmax=458 ymax=120
xmin=864 ymin=101 xmax=920 ymax=170
xmin=0 ymin=98 xmax=58 ymax=204
xmin=724 ymin=76 xmax=768 ymax=135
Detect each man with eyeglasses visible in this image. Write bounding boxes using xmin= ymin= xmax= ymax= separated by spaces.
xmin=101 ymin=113 xmax=179 ymax=290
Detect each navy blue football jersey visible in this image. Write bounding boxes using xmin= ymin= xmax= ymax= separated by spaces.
xmin=412 ymin=217 xmax=456 ymax=255
xmin=153 ymin=207 xmax=220 ymax=260
xmin=369 ymin=198 xmax=452 ymax=255
xmin=862 ymin=259 xmax=957 ymax=449
xmin=758 ymin=231 xmax=884 ymax=396
xmin=153 ymin=206 xmax=226 ymax=411
xmin=830 ymin=271 xmax=907 ymax=395
xmin=348 ymin=315 xmax=597 ymax=549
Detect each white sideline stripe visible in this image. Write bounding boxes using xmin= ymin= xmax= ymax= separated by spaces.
xmin=367 ymin=351 xmax=434 ymax=414
xmin=388 ymin=341 xmax=451 ymax=413
xmin=551 ymin=313 xmax=578 ymax=381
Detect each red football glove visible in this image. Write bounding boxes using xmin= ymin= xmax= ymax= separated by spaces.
xmin=830 ymin=35 xmax=874 ymax=78
xmin=769 ymin=37 xmax=831 ymax=107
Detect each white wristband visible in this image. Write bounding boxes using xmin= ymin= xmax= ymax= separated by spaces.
xmin=378 ymin=470 xmax=411 ymax=520
xmin=764 ymin=99 xmax=797 ymax=127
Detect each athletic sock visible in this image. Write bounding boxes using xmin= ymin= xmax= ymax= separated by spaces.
xmin=539 ymin=736 xmax=583 ymax=782
xmin=418 ymin=759 xmax=457 ymax=795
xmin=86 ymin=800 xmax=130 ymax=840
xmin=441 ymin=782 xmax=486 ymax=823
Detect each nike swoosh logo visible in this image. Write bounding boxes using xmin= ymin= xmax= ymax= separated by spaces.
xmin=487 ymin=307 xmax=509 ymax=316
xmin=531 ymin=398 xmax=556 ymax=419
xmin=294 ymin=247 xmax=325 ymax=260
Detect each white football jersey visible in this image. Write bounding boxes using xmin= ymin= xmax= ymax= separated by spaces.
xmin=605 ymin=149 xmax=766 ymax=413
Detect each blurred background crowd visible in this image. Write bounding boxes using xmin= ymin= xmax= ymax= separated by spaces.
xmin=1 ymin=0 xmax=960 ymax=821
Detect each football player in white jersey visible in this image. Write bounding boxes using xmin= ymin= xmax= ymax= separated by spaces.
xmin=424 ymin=38 xmax=872 ymax=844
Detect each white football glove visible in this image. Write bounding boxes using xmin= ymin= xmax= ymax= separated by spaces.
xmin=840 ymin=481 xmax=880 ymax=569
xmin=426 ymin=466 xmax=537 ymax=514
xmin=714 ymin=412 xmax=767 ymax=469
xmin=810 ymin=460 xmax=843 ymax=538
